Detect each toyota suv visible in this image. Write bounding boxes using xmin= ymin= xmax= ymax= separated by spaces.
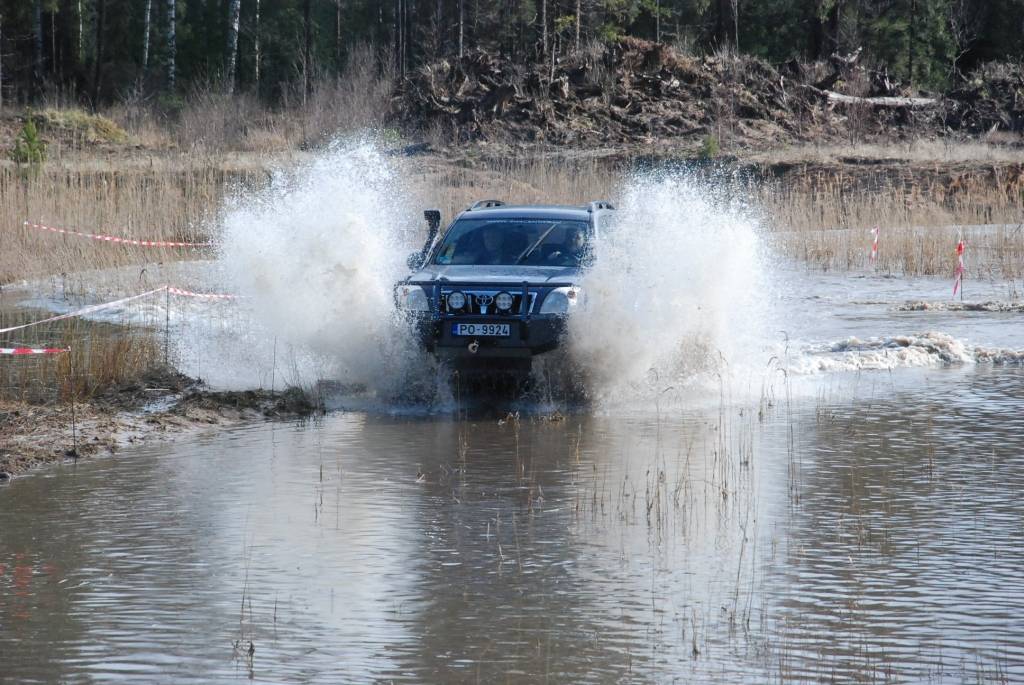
xmin=396 ymin=200 xmax=614 ymax=378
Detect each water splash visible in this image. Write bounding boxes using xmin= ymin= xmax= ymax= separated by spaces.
xmin=217 ymin=140 xmax=423 ymax=392
xmin=567 ymin=171 xmax=767 ymax=400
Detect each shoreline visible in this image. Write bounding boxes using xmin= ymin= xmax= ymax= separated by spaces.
xmin=0 ymin=373 xmax=322 ymax=480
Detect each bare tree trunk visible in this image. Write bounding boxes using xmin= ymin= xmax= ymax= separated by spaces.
xmin=92 ymin=0 xmax=106 ymax=102
xmin=254 ymin=0 xmax=261 ymax=87
xmin=0 ymin=15 xmax=4 ymax=111
xmin=435 ymin=0 xmax=443 ymax=55
xmin=77 ymin=0 xmax=83 ymax=64
xmin=540 ymin=0 xmax=546 ymax=56
xmin=335 ymin=0 xmax=342 ymax=72
xmin=828 ymin=0 xmax=841 ymax=53
xmin=575 ymin=0 xmax=581 ymax=52
xmin=50 ymin=10 xmax=56 ymax=77
xmin=225 ymin=0 xmax=240 ymax=93
xmin=655 ymin=0 xmax=660 ymax=42
xmin=142 ymin=0 xmax=152 ymax=74
xmin=303 ymin=0 xmax=312 ymax=98
xmin=731 ymin=0 xmax=739 ymax=52
xmin=908 ymin=0 xmax=916 ymax=85
xmin=33 ymin=0 xmax=44 ymax=87
xmin=166 ymin=0 xmax=176 ymax=91
xmin=395 ymin=0 xmax=402 ymax=75
xmin=458 ymin=0 xmax=464 ymax=57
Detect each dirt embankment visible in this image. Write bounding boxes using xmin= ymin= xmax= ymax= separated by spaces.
xmin=0 ymin=371 xmax=322 ymax=480
xmin=394 ymin=38 xmax=1024 ymax=152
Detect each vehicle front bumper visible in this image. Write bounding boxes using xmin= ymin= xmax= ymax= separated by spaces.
xmin=412 ymin=314 xmax=566 ymax=360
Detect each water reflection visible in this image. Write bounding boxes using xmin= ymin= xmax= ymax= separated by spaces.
xmin=2 ymin=368 xmax=1023 ymax=683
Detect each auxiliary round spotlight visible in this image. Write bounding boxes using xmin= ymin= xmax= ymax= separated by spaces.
xmin=447 ymin=291 xmax=466 ymax=310
xmin=495 ymin=291 xmax=514 ymax=311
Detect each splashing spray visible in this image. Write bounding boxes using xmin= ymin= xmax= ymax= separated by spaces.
xmin=218 ymin=140 xmax=422 ymax=391
xmin=567 ymin=171 xmax=766 ymax=400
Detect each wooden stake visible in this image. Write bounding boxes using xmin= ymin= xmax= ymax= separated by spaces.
xmin=70 ymin=349 xmax=78 ymax=459
xmin=164 ymin=285 xmax=170 ymax=365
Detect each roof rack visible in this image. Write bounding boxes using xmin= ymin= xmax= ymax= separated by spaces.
xmin=587 ymin=200 xmax=616 ymax=212
xmin=468 ymin=199 xmax=506 ymax=211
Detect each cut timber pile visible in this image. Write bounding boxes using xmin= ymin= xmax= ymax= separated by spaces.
xmin=393 ymin=38 xmax=1024 ymax=148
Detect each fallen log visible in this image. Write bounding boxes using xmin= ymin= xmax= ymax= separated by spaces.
xmin=805 ymin=85 xmax=939 ymax=109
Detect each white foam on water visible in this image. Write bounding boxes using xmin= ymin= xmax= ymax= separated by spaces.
xmin=216 ymin=139 xmax=428 ymax=395
xmin=790 ymin=331 xmax=1024 ymax=373
xmin=566 ymin=171 xmax=768 ymax=402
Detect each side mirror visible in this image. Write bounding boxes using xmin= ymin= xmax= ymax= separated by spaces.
xmin=407 ymin=252 xmax=423 ymax=271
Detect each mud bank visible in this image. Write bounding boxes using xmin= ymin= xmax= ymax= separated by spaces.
xmin=0 ymin=371 xmax=322 ymax=479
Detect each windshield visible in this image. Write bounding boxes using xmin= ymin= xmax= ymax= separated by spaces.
xmin=432 ymin=218 xmax=592 ymax=267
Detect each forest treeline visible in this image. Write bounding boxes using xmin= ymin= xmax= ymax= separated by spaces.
xmin=1 ymin=0 xmax=1022 ymax=107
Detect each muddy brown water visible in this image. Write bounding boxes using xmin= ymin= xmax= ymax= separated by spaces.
xmin=1 ymin=365 xmax=1022 ymax=683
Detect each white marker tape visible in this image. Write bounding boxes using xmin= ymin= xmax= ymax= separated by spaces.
xmin=23 ymin=221 xmax=211 ymax=248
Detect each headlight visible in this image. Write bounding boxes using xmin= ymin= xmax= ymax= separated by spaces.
xmin=446 ymin=291 xmax=466 ymax=310
xmin=539 ymin=287 xmax=581 ymax=315
xmin=495 ymin=291 xmax=514 ymax=311
xmin=397 ymin=285 xmax=430 ymax=312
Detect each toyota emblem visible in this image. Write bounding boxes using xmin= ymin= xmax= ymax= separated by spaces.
xmin=475 ymin=294 xmax=494 ymax=306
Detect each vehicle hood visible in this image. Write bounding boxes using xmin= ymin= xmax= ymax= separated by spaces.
xmin=409 ymin=264 xmax=582 ymax=286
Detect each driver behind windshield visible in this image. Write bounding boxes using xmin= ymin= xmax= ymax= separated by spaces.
xmin=545 ymin=226 xmax=588 ymax=266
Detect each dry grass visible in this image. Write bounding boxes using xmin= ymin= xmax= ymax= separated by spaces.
xmin=414 ymin=152 xmax=1023 ymax=279
xmin=410 ymin=154 xmax=621 ymax=221
xmin=0 ymin=164 xmax=272 ymax=287
xmin=0 ymin=321 xmax=162 ymax=404
xmin=755 ymin=167 xmax=1024 ymax=276
xmin=748 ymin=139 xmax=1024 ymax=165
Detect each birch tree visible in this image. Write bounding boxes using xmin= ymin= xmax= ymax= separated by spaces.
xmin=225 ymin=0 xmax=241 ymax=93
xmin=166 ymin=0 xmax=176 ymax=90
xmin=32 ymin=0 xmax=44 ymax=85
xmin=142 ymin=0 xmax=152 ymax=73
xmin=92 ymin=0 xmax=106 ymax=101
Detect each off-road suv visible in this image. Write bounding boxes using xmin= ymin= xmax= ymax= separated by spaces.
xmin=396 ymin=200 xmax=614 ymax=377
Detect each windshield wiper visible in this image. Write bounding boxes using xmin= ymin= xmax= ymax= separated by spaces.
xmin=515 ymin=224 xmax=558 ymax=265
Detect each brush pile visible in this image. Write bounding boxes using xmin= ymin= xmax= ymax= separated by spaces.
xmin=944 ymin=62 xmax=1024 ymax=134
xmin=393 ymin=38 xmax=1024 ymax=148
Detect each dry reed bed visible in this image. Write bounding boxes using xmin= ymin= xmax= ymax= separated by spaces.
xmin=755 ymin=163 xmax=1024 ymax=277
xmin=0 ymin=319 xmax=162 ymax=404
xmin=419 ymin=155 xmax=1024 ymax=279
xmin=0 ymin=165 xmax=273 ymax=287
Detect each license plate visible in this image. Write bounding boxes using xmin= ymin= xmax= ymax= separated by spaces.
xmin=451 ymin=323 xmax=511 ymax=337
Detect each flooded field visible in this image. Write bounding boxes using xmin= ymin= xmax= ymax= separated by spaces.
xmin=2 ymin=144 xmax=1023 ymax=682
xmin=1 ymin=363 xmax=1023 ymax=683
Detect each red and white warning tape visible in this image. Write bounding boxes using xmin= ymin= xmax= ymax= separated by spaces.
xmin=22 ymin=221 xmax=211 ymax=248
xmin=0 ymin=285 xmax=241 ymax=336
xmin=0 ymin=347 xmax=69 ymax=355
xmin=0 ymin=287 xmax=168 ymax=335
